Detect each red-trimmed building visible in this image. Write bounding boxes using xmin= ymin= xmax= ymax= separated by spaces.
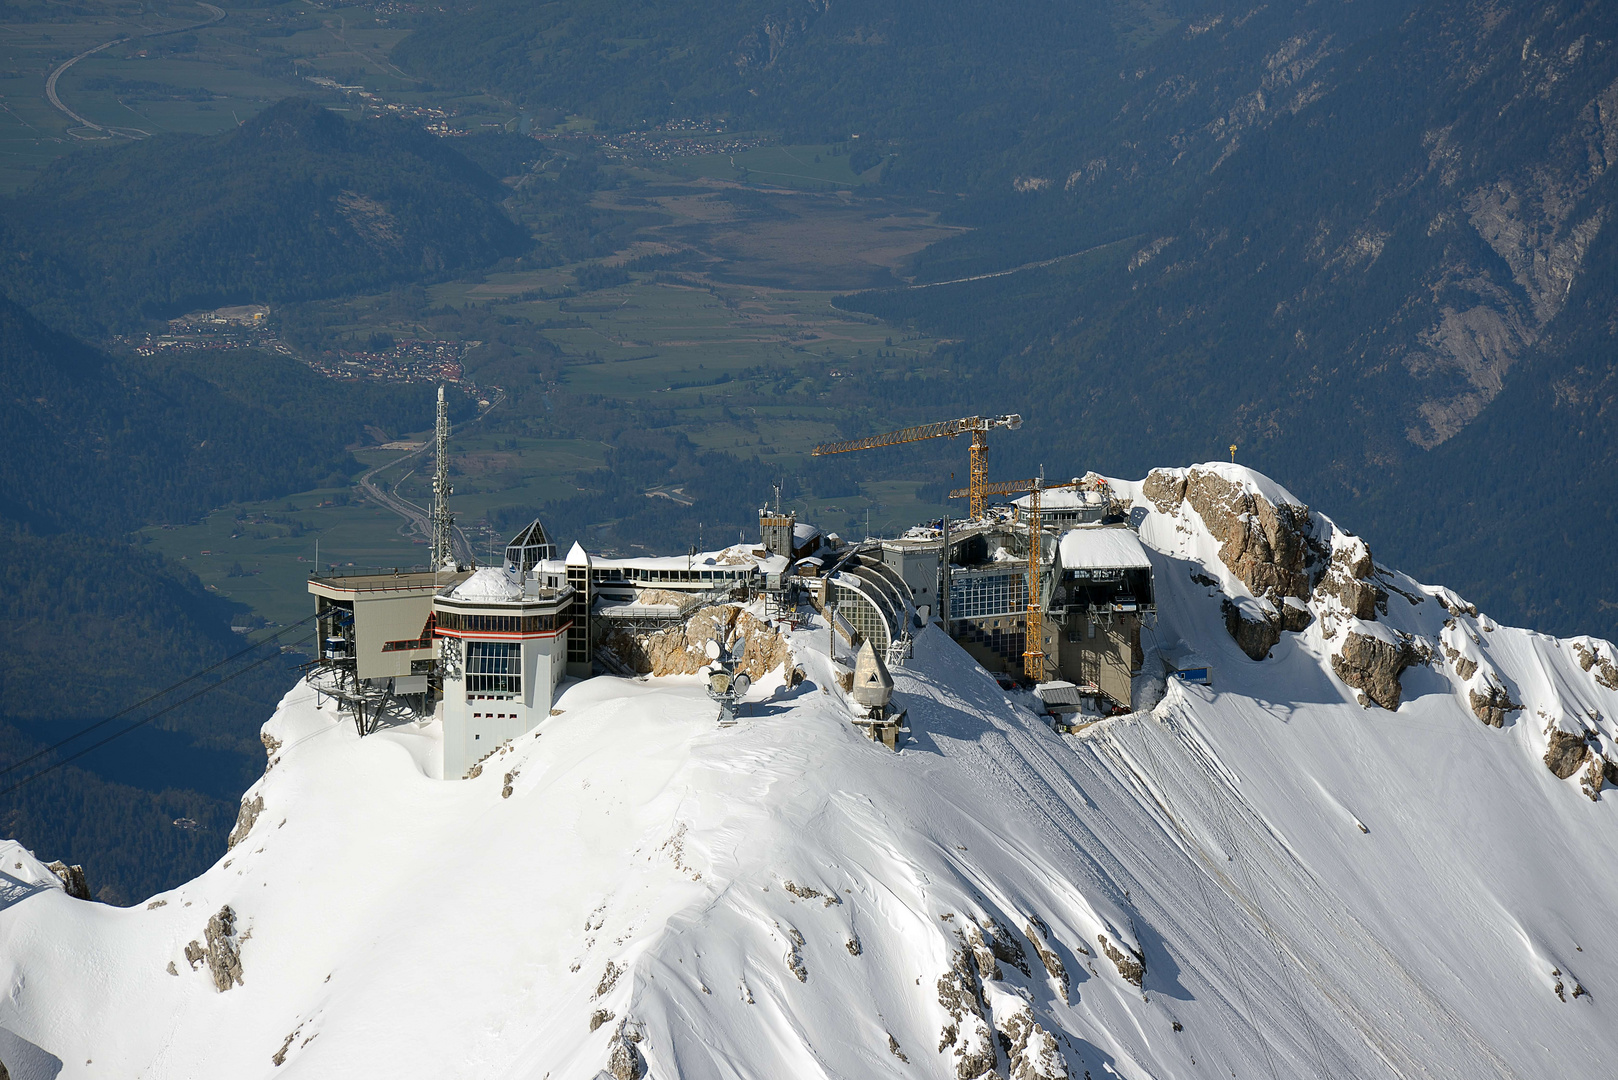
xmin=433 ymin=566 xmax=574 ymax=779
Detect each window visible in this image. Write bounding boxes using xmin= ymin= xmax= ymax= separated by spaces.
xmin=467 ymin=641 xmax=521 ymax=694
xmin=435 ymin=612 xmax=557 ymax=633
xmin=383 ymin=614 xmax=436 ymax=652
xmin=950 ymin=571 xmax=1027 ymax=620
xmin=832 ymin=584 xmax=891 ymax=652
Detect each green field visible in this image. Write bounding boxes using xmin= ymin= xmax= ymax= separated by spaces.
xmin=663 ymin=143 xmax=879 ymax=190
xmin=11 ymin=3 xmax=971 ymax=632
xmin=0 ymin=1 xmax=520 ymax=191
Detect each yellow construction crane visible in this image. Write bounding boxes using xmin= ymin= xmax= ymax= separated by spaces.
xmin=810 ymin=414 xmax=1022 ymax=520
xmin=946 ymin=474 xmax=1108 ymax=682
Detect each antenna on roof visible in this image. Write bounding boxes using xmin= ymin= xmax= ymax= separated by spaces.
xmin=430 ymin=385 xmax=455 ymax=571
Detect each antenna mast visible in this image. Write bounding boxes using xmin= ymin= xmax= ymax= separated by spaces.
xmin=430 ymin=385 xmax=455 ymax=571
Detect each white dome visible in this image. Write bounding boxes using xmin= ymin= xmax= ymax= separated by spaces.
xmin=449 ymin=566 xmax=523 ymax=602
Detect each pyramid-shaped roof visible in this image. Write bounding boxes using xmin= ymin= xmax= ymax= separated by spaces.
xmin=851 ymin=638 xmax=894 ymax=708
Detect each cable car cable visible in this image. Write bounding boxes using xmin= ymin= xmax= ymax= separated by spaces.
xmin=0 ymin=612 xmax=320 ymax=780
xmin=0 ymin=632 xmax=314 ymax=800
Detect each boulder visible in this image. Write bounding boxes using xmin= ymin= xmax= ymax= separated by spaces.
xmin=1580 ymin=755 xmax=1607 ymax=801
xmin=45 ymin=860 xmax=90 ymax=900
xmin=1544 ymin=728 xmax=1590 ymax=780
xmin=1332 ymin=630 xmax=1424 ymax=710
xmin=1467 ymin=682 xmax=1520 ymax=728
xmin=1572 ymin=642 xmax=1618 ymax=691
xmin=1223 ymin=600 xmax=1280 ymax=661
xmin=1097 ymin=933 xmax=1145 ymax=987
xmin=227 ymin=794 xmax=264 ymax=850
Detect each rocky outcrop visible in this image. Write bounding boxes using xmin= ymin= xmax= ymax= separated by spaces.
xmin=1180 ymin=469 xmax=1318 ymax=605
xmin=966 ymin=924 xmax=1001 ymax=982
xmin=185 ymin=905 xmax=244 ymax=992
xmin=1331 ymin=631 xmax=1426 ymax=710
xmin=1148 ymin=467 xmax=1387 ymax=659
xmin=1442 ymin=643 xmax=1479 ymax=681
xmin=1223 ymin=600 xmax=1281 ymax=661
xmin=45 ymin=860 xmax=90 ymax=900
xmin=1468 ymin=682 xmax=1521 ymax=728
xmin=1572 ymin=642 xmax=1618 ymax=691
xmin=1579 ymin=755 xmax=1608 ymax=801
xmin=1001 ymin=1005 xmax=1069 ymax=1080
xmin=598 ymin=605 xmax=790 ymax=683
xmin=1543 ymin=728 xmax=1590 ymax=780
xmin=980 ymin=916 xmax=1031 ymax=977
xmin=227 ymin=794 xmax=264 ymax=850
xmin=1141 ymin=469 xmax=1189 ymax=515
xmin=936 ymin=939 xmax=998 ymax=1079
xmin=1024 ymin=919 xmax=1069 ymax=1003
xmin=606 ymin=1021 xmax=644 ymax=1080
xmin=1097 ymin=933 xmax=1145 ymax=987
xmin=1315 ymin=536 xmax=1385 ymax=621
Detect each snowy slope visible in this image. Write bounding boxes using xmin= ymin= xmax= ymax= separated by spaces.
xmin=1 ymin=464 xmax=1616 ymax=1080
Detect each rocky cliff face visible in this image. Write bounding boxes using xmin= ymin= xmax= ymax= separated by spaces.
xmin=1132 ymin=463 xmax=1618 ymax=795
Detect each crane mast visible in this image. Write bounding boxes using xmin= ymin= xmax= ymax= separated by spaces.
xmin=811 ymin=413 xmax=1021 ymax=521
xmin=946 ymin=474 xmax=1102 ymax=682
xmin=1024 ymin=476 xmax=1044 ymax=682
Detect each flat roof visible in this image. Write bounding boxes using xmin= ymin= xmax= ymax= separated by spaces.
xmin=309 ymin=570 xmax=470 ymax=597
xmin=1058 ymin=526 xmax=1153 ymax=570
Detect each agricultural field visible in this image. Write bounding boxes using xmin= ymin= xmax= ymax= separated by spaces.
xmin=660 ymin=142 xmax=879 ymax=190
xmin=9 ymin=4 xmax=979 ymax=632
xmin=0 ymin=0 xmax=518 ymax=191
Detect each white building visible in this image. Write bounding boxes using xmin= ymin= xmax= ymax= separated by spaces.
xmin=433 ymin=567 xmax=574 ymax=779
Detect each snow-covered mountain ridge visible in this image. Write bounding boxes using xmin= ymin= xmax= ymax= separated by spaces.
xmin=1 ymin=463 xmax=1615 ymax=1080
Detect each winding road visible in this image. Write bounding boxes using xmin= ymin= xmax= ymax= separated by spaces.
xmin=45 ymin=2 xmax=225 ymax=138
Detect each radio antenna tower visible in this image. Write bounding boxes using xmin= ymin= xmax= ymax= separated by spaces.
xmin=430 ymin=385 xmax=455 ymax=571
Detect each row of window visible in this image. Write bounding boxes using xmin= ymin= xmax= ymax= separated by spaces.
xmin=950 ymin=572 xmax=1029 ymax=620
xmin=467 ymin=641 xmax=521 ymax=694
xmin=436 ymin=612 xmax=560 ymax=634
xmin=593 ymin=567 xmax=753 ymax=585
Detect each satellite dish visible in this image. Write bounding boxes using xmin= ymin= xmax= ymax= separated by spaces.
xmin=705 ymin=639 xmax=722 ymax=660
xmin=731 ymin=673 xmax=751 ymax=698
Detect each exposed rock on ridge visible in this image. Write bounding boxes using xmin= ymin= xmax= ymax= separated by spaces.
xmin=1145 ymin=466 xmax=1390 ymax=661
xmin=1332 ymin=631 xmax=1429 ymax=711
xmin=598 ymin=605 xmax=791 ymax=682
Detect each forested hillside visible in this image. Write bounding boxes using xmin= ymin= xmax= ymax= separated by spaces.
xmin=400 ymin=0 xmax=1618 ymax=639
xmin=0 ymin=296 xmax=456 ymax=902
xmin=0 ymin=98 xmax=528 ymax=336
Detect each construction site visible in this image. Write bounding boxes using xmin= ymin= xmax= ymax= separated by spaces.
xmin=307 ymin=392 xmax=1157 ymax=777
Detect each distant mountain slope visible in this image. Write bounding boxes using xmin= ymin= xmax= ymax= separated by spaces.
xmin=3 ymin=465 xmax=1614 ymax=1078
xmin=841 ymin=0 xmax=1618 ymax=638
xmin=0 ymin=296 xmax=453 ymax=902
xmin=406 ymin=0 xmax=1618 ymax=638
xmin=0 ymin=98 xmax=528 ymax=334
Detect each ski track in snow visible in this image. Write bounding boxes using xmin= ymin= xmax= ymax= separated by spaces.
xmin=0 ymin=464 xmax=1614 ymax=1079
